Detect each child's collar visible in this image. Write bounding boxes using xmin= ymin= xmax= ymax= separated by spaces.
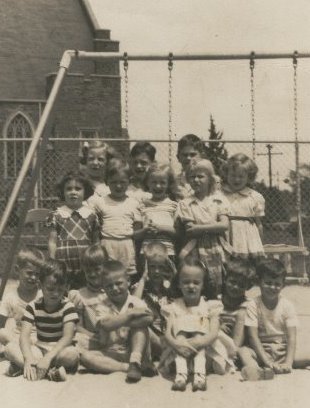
xmin=222 ymin=185 xmax=252 ymax=196
xmin=57 ymin=205 xmax=93 ymax=219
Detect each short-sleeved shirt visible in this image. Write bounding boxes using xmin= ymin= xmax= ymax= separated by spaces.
xmin=223 ymin=186 xmax=265 ymax=218
xmin=22 ymin=297 xmax=79 ymax=345
xmin=140 ymin=197 xmax=177 ymax=255
xmin=219 ymin=300 xmax=248 ymax=338
xmin=94 ymin=293 xmax=148 ymax=354
xmin=88 ymin=195 xmax=141 ymax=239
xmin=245 ymin=295 xmax=298 ymax=344
xmin=68 ymin=287 xmax=106 ymax=333
xmin=0 ymin=288 xmax=41 ymax=335
xmin=161 ymin=297 xmax=222 ymax=336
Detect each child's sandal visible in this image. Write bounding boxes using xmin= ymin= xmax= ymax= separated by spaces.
xmin=192 ymin=373 xmax=207 ymax=392
xmin=171 ymin=373 xmax=187 ymax=391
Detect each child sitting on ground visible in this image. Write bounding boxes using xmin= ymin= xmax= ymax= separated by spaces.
xmin=68 ymin=244 xmax=108 ymax=352
xmin=0 ymin=249 xmax=43 ymax=354
xmin=240 ymin=258 xmax=310 ymax=381
xmin=217 ymin=258 xmax=255 ymax=372
xmin=5 ymin=259 xmax=79 ymax=381
xmin=80 ymin=259 xmax=157 ymax=383
xmin=133 ymin=242 xmax=176 ymax=360
xmin=161 ymin=258 xmax=225 ymax=392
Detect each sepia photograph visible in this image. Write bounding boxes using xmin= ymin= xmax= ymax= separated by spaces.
xmin=0 ymin=1 xmax=310 ymax=407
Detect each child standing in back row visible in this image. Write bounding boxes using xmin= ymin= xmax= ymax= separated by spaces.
xmin=176 ymin=159 xmax=231 ymax=299
xmin=136 ymin=163 xmax=177 ymax=261
xmin=47 ymin=172 xmax=101 ymax=289
xmin=222 ymin=153 xmax=265 ymax=263
xmin=88 ymin=161 xmax=142 ymax=279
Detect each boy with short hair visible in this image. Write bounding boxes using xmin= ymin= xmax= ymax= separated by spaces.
xmin=175 ymin=134 xmax=207 ymax=200
xmin=0 ymin=249 xmax=43 ymax=351
xmin=80 ymin=259 xmax=156 ymax=383
xmin=5 ymin=259 xmax=79 ymax=381
xmin=240 ymin=258 xmax=310 ymax=380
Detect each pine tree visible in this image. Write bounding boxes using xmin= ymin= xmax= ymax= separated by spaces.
xmin=205 ymin=115 xmax=228 ymax=174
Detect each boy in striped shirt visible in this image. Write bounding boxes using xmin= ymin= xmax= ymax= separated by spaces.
xmin=5 ymin=259 xmax=79 ymax=381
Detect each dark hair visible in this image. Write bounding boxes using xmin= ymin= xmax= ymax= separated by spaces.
xmin=39 ymin=259 xmax=68 ymax=286
xmin=56 ymin=171 xmax=94 ymax=201
xmin=81 ymin=244 xmax=108 ymax=271
xmin=224 ymin=257 xmax=256 ymax=289
xmin=102 ymin=259 xmax=126 ymax=277
xmin=177 ymin=134 xmax=206 ymax=158
xmin=130 ymin=142 xmax=156 ymax=161
xmin=221 ymin=153 xmax=258 ymax=186
xmin=256 ymin=258 xmax=286 ymax=282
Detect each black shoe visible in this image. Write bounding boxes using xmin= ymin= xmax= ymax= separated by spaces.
xmin=126 ymin=362 xmax=142 ymax=383
xmin=141 ymin=362 xmax=158 ymax=377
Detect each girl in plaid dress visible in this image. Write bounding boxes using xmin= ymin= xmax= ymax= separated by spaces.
xmin=47 ymin=172 xmax=100 ymax=289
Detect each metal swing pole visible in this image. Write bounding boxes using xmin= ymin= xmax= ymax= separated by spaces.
xmin=0 ymin=50 xmax=73 ymax=300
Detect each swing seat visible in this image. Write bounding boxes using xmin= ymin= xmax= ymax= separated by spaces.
xmin=264 ymin=244 xmax=309 ymax=284
xmin=23 ymin=208 xmax=50 ymax=251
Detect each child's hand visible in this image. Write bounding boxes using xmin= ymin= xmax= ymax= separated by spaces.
xmin=36 ymin=355 xmax=52 ymax=380
xmin=185 ymin=222 xmax=203 ymax=237
xmin=173 ymin=338 xmax=197 ymax=358
xmin=24 ymin=359 xmax=38 ymax=381
xmin=220 ymin=322 xmax=231 ymax=334
xmin=274 ymin=363 xmax=292 ymax=374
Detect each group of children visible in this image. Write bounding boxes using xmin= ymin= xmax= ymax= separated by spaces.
xmin=0 ymin=134 xmax=309 ymax=391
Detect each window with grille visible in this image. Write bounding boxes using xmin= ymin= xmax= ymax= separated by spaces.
xmin=4 ymin=113 xmax=33 ymax=178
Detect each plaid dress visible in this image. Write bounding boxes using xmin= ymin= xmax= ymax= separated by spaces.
xmin=176 ymin=193 xmax=231 ymax=298
xmin=46 ymin=205 xmax=100 ymax=289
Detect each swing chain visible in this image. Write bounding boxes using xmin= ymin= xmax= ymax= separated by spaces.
xmin=293 ymin=51 xmax=298 ymax=142
xmin=168 ymin=52 xmax=174 ymax=164
xmin=123 ymin=52 xmax=129 ymax=133
xmin=249 ymin=51 xmax=256 ymax=160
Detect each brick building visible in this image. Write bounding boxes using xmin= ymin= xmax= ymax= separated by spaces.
xmin=0 ymin=0 xmax=124 ymax=214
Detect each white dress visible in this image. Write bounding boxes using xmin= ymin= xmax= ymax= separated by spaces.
xmin=223 ymin=186 xmax=265 ymax=258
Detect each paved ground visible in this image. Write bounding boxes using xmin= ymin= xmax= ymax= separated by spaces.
xmin=1 ymin=282 xmax=310 ymax=408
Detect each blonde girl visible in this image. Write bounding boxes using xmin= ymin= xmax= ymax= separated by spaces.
xmin=176 ymin=159 xmax=230 ymax=299
xmin=221 ymin=153 xmax=265 ymax=261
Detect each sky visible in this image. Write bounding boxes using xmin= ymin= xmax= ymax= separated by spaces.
xmin=89 ymin=0 xmax=310 ymax=186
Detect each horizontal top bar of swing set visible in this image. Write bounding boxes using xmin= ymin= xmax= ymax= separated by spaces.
xmin=73 ymin=50 xmax=307 ymax=62
xmin=2 ymin=138 xmax=310 ymax=143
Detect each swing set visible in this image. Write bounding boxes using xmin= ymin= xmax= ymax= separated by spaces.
xmin=0 ymin=49 xmax=308 ymax=299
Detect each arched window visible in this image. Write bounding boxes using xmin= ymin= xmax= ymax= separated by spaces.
xmin=4 ymin=112 xmax=33 ymax=178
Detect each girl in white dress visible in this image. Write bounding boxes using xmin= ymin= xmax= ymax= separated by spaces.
xmin=222 ymin=153 xmax=265 ymax=262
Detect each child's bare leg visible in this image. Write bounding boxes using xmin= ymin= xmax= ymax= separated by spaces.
xmin=4 ymin=341 xmax=43 ymax=368
xmin=0 ymin=328 xmax=14 ymax=346
xmin=55 ymin=346 xmax=80 ymax=372
xmin=129 ymin=328 xmax=147 ymax=365
xmin=238 ymin=346 xmax=274 ymax=381
xmin=80 ymin=350 xmax=129 ymax=374
xmin=171 ymin=333 xmax=189 ymax=391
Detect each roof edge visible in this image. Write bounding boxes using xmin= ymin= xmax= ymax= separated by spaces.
xmin=79 ymin=0 xmax=101 ymax=32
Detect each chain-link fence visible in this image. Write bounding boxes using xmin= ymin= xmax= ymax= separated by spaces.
xmin=0 ymin=138 xmax=309 ymax=278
